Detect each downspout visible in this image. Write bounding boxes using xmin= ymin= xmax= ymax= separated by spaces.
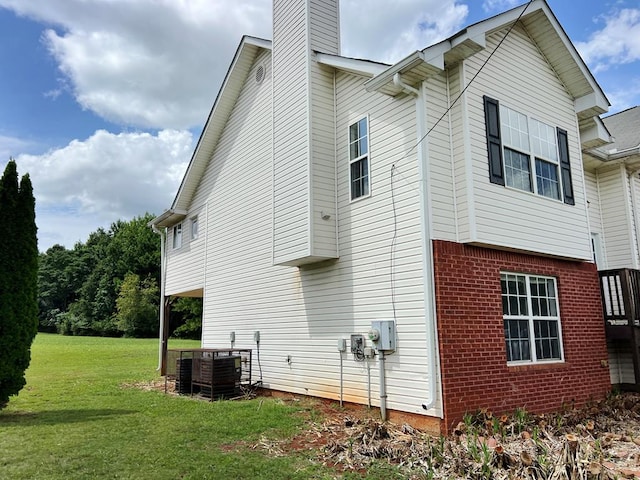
xmin=393 ymin=73 xmax=439 ymax=413
xmin=151 ymin=224 xmax=167 ymax=371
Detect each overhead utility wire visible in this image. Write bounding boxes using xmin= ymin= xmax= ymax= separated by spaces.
xmin=394 ymin=0 xmax=533 ymax=171
xmin=389 ymin=0 xmax=533 ymax=322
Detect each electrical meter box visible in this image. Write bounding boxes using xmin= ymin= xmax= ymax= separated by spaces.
xmin=370 ymin=320 xmax=396 ymax=352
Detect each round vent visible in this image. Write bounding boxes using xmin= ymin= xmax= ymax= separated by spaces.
xmin=255 ymin=65 xmax=265 ymax=84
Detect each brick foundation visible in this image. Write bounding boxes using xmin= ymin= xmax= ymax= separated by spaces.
xmin=433 ymin=240 xmax=611 ymax=432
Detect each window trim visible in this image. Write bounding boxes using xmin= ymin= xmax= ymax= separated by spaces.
xmin=190 ymin=216 xmax=199 ymax=240
xmin=484 ymin=96 xmax=574 ymax=205
xmin=501 ymin=272 xmax=565 ymax=365
xmin=172 ymin=223 xmax=182 ymax=250
xmin=348 ymin=115 xmax=371 ymax=202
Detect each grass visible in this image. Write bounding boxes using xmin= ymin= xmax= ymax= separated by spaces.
xmin=0 ymin=334 xmax=353 ymax=480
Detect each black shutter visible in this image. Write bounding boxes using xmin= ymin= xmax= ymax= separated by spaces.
xmin=557 ymin=128 xmax=574 ymax=205
xmin=484 ymin=96 xmax=504 ymax=186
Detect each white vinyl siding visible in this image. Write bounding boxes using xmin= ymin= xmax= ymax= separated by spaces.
xmin=272 ymin=0 xmax=309 ymax=264
xmin=426 ymin=72 xmax=458 ymax=242
xmin=310 ymin=54 xmax=339 ymax=259
xmin=596 ymin=164 xmax=636 ymax=269
xmin=608 ymin=341 xmax=636 ymax=385
xmin=191 ymin=67 xmax=441 ymax=418
xmin=449 ymin=63 xmax=471 ymax=242
xmin=165 ymin=209 xmax=205 ymax=297
xmin=272 ymin=0 xmax=338 ymax=265
xmin=460 ymin=23 xmax=591 ymax=260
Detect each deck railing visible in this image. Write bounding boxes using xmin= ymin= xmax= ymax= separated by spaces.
xmin=599 ymin=269 xmax=640 ymax=335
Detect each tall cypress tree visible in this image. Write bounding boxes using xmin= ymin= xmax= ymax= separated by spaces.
xmin=0 ymin=160 xmax=38 ymax=409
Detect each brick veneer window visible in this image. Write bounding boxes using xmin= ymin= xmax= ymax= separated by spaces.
xmin=501 ymin=272 xmax=563 ymax=363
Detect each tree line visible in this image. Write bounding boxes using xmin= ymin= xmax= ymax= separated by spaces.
xmin=38 ymin=213 xmax=201 ymax=339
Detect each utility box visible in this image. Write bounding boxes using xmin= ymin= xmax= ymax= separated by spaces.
xmin=370 ymin=320 xmax=396 ymax=352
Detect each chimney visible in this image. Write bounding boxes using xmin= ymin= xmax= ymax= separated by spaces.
xmin=272 ymin=0 xmax=340 ymax=266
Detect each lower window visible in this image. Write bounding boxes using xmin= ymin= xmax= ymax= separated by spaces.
xmin=501 ymin=272 xmax=563 ymax=363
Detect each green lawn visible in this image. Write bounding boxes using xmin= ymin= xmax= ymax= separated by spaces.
xmin=0 ymin=334 xmax=348 ymax=480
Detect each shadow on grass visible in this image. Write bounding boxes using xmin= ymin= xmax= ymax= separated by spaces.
xmin=0 ymin=408 xmax=136 ymax=427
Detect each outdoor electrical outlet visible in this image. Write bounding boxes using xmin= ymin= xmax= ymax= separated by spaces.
xmin=253 ymin=331 xmax=260 ymax=344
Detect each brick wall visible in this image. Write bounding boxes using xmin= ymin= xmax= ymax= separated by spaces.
xmin=433 ymin=240 xmax=610 ymax=432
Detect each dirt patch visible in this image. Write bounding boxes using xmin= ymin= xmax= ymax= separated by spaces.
xmin=120 ymin=379 xmax=170 ymax=393
xmin=257 ymin=393 xmax=640 ymax=479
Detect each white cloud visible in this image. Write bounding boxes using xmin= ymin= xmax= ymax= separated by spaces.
xmin=0 ymin=0 xmax=470 ymax=130
xmin=0 ymin=0 xmax=272 ymax=130
xmin=575 ymin=8 xmax=640 ymax=72
xmin=9 ymin=129 xmax=193 ymax=250
xmin=482 ymin=0 xmax=520 ymax=14
xmin=0 ymin=0 xmax=474 ymax=250
xmin=606 ymin=78 xmax=640 ymax=113
xmin=340 ymin=0 xmax=468 ymax=63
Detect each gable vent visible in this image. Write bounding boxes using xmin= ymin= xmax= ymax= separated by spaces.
xmin=255 ymin=65 xmax=265 ymax=84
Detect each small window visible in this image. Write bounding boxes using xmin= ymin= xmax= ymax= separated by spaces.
xmin=172 ymin=223 xmax=182 ymax=249
xmin=348 ymin=117 xmax=370 ymax=200
xmin=191 ymin=216 xmax=199 ymax=240
xmin=501 ymin=272 xmax=563 ymax=364
xmin=591 ymin=232 xmax=603 ymax=267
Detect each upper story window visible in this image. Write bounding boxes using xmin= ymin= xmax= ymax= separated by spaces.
xmin=191 ymin=216 xmax=199 ymax=240
xmin=501 ymin=272 xmax=563 ymax=364
xmin=484 ymin=96 xmax=574 ymax=205
xmin=349 ymin=117 xmax=370 ymax=200
xmin=172 ymin=223 xmax=182 ymax=249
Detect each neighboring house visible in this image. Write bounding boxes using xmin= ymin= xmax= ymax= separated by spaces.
xmin=583 ymin=106 xmax=640 ymax=391
xmin=151 ymin=0 xmax=613 ymax=433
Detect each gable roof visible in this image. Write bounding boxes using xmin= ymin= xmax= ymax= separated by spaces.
xmin=152 ymin=0 xmax=610 ymax=227
xmin=583 ymin=106 xmax=640 ymax=168
xmin=602 ymin=106 xmax=640 ymax=154
xmin=152 ymin=36 xmax=271 ymax=228
xmin=151 ymin=36 xmax=390 ymax=228
xmin=365 ymin=0 xmax=608 ymax=124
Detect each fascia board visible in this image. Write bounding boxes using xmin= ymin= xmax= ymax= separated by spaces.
xmin=315 ymin=52 xmax=388 ymax=77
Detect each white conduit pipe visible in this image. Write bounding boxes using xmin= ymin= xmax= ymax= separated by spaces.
xmin=339 ymin=350 xmax=344 ymax=407
xmin=379 ymin=351 xmax=387 ymax=421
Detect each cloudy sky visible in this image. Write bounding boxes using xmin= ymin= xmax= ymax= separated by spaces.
xmin=1 ymin=0 xmax=639 ymax=251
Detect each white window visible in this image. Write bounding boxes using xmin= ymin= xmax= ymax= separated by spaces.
xmin=591 ymin=232 xmax=603 ymax=267
xmin=501 ymin=272 xmax=563 ymax=364
xmin=172 ymin=223 xmax=182 ymax=249
xmin=485 ymin=96 xmax=574 ymax=205
xmin=501 ymin=105 xmax=561 ymax=200
xmin=191 ymin=216 xmax=198 ymax=240
xmin=348 ymin=117 xmax=370 ymax=200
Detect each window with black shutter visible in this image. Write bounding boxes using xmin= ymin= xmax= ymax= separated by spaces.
xmin=483 ymin=96 xmax=574 ymax=204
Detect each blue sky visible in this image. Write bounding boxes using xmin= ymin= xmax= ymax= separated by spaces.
xmin=0 ymin=0 xmax=639 ymax=251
